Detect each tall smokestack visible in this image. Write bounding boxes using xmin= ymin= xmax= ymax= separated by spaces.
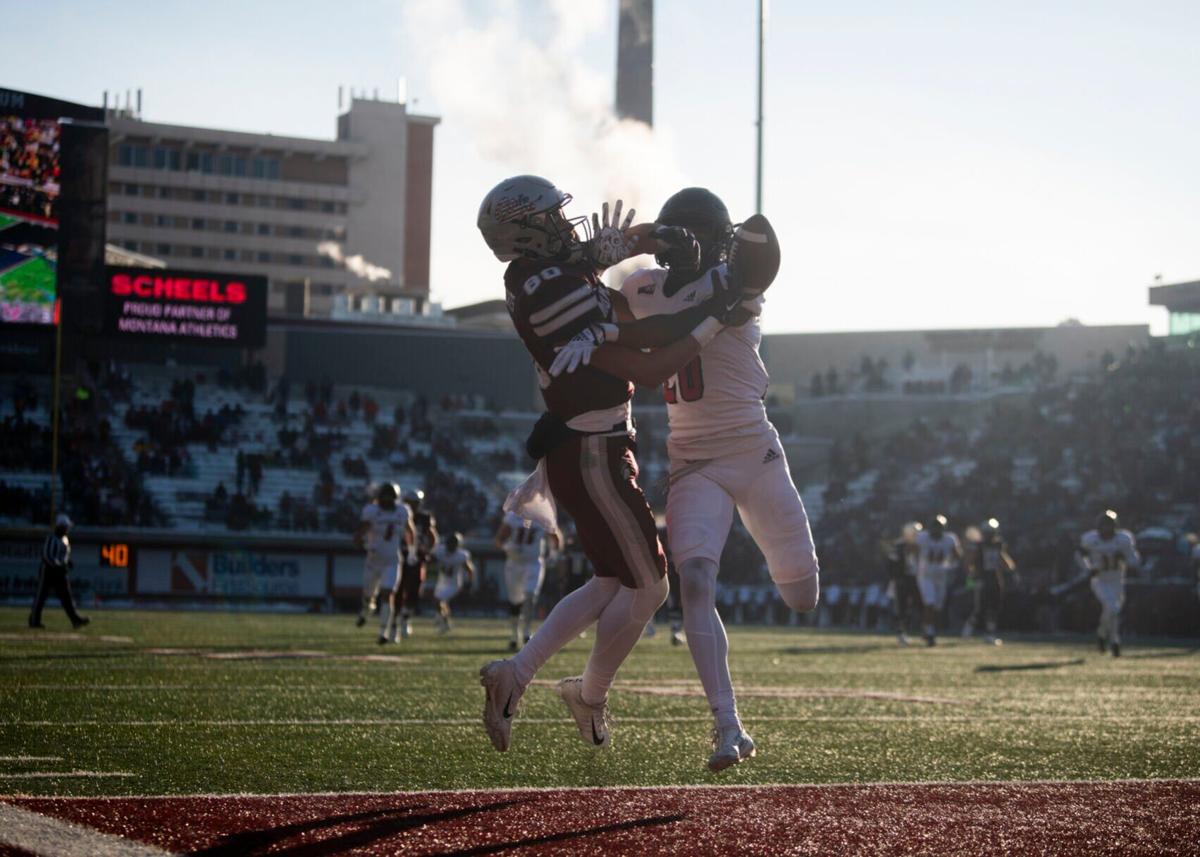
xmin=616 ymin=0 xmax=653 ymax=126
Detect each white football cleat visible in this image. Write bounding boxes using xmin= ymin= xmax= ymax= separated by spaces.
xmin=556 ymin=676 xmax=611 ymax=748
xmin=479 ymin=659 xmax=523 ymax=752
xmin=709 ymin=724 xmax=756 ymax=772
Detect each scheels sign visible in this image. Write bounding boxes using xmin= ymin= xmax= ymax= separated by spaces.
xmin=103 ymin=266 xmax=267 ymax=348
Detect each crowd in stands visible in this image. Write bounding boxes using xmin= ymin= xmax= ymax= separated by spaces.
xmin=1 ymin=116 xmax=60 ymax=219
xmin=812 ymin=342 xmax=1200 ymax=598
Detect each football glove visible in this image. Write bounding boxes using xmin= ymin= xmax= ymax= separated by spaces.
xmin=705 ymin=268 xmax=746 ymax=324
xmin=652 ymin=225 xmax=702 ymax=270
xmin=548 ymin=322 xmax=616 ymax=377
xmin=584 ymin=199 xmax=637 ymax=268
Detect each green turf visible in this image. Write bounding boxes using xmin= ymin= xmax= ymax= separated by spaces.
xmin=0 ymin=255 xmax=56 ymax=304
xmin=1 ymin=608 xmax=1197 ymax=796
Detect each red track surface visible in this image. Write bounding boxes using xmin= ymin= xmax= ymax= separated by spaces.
xmin=6 ymin=780 xmax=1200 ymax=856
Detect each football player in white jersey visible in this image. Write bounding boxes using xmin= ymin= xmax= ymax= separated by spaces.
xmin=1078 ymin=509 xmax=1140 ymax=657
xmin=914 ymin=514 xmax=962 ymax=646
xmin=430 ymin=533 xmax=475 ymax=634
xmin=552 ymin=187 xmax=820 ymax=772
xmin=352 ymin=483 xmax=414 ymax=644
xmin=495 ymin=512 xmax=559 ymax=651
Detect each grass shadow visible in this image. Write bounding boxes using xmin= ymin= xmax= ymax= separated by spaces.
xmin=975 ymin=658 xmax=1085 ymax=673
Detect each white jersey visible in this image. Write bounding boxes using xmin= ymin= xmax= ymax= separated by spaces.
xmin=433 ymin=545 xmax=472 ymax=588
xmin=915 ymin=531 xmax=961 ymax=574
xmin=502 ymin=512 xmax=549 ymax=567
xmin=1079 ymin=530 xmax=1139 ymax=584
xmin=361 ymin=503 xmax=410 ymax=562
xmin=621 ymin=265 xmax=776 ymax=461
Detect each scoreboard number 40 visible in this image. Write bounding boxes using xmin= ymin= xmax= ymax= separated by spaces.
xmin=100 ymin=543 xmax=130 ymax=568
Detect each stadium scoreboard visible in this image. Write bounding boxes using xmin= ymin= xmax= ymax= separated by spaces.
xmin=99 ymin=542 xmax=131 ymax=568
xmin=103 ymin=266 xmax=268 ymax=348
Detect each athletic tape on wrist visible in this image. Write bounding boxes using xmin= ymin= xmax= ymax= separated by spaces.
xmin=599 ymin=323 xmax=619 ymax=343
xmin=689 ymin=317 xmax=723 ymax=347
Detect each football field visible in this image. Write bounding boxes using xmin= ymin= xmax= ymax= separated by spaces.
xmin=1 ymin=608 xmax=1197 ymax=854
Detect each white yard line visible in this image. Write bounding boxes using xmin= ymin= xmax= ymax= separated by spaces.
xmin=5 ymin=714 xmax=1200 ymax=727
xmin=9 ymin=776 xmax=1198 ymax=801
xmin=0 ymin=801 xmax=174 ymax=856
xmin=0 ymin=755 xmax=62 ymax=762
xmin=0 ymin=771 xmax=138 ymax=779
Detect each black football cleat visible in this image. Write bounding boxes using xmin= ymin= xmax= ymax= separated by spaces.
xmin=28 ymin=621 xmax=45 ymax=629
xmin=72 ymin=617 xmax=90 ymax=629
xmin=377 ymin=635 xmax=390 ymax=646
xmin=1097 ymin=636 xmax=1107 ymax=654
xmin=924 ymin=634 xmax=937 ymax=647
xmin=1111 ymin=642 xmax=1121 ymax=657
xmin=355 ymin=615 xmax=366 ymax=628
xmin=508 ymin=640 xmax=519 ymax=652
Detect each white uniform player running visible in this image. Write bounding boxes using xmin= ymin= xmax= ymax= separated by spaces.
xmin=576 ymin=187 xmax=820 ymax=772
xmin=914 ymin=514 xmax=962 ymax=646
xmin=1078 ymin=509 xmax=1140 ymax=657
xmin=495 ymin=512 xmax=558 ymax=651
xmin=353 ymin=483 xmax=413 ymax=644
xmin=430 ymin=533 xmax=475 ymax=634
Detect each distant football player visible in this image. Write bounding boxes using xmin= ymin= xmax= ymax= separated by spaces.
xmin=352 ymin=485 xmax=385 ymax=627
xmin=961 ymin=518 xmax=1017 ymax=645
xmin=556 ymin=187 xmax=819 ymax=771
xmin=495 ymin=512 xmax=558 ymax=651
xmin=398 ymin=489 xmax=437 ymax=639
xmin=352 ymin=483 xmax=413 ymax=644
xmin=887 ymin=522 xmax=923 ymax=646
xmin=915 ymin=514 xmax=962 ymax=646
xmin=28 ymin=514 xmax=89 ymax=630
xmin=476 ymin=175 xmax=747 ymax=753
xmin=1078 ymin=509 xmax=1140 ymax=656
xmin=430 ymin=533 xmax=475 ymax=634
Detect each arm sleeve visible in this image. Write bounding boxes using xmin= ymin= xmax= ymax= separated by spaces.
xmin=1122 ymin=535 xmax=1141 ymax=569
xmin=524 ymin=276 xmax=608 ymax=350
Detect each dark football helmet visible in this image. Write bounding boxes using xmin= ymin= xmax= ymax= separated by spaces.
xmin=477 ymin=175 xmax=586 ymax=262
xmin=981 ymin=517 xmax=1001 ymax=542
xmin=446 ymin=532 xmax=463 ymax=552
xmin=1097 ymin=509 xmax=1118 ymax=536
xmin=656 ymin=187 xmax=733 ymax=272
xmin=376 ymin=482 xmax=399 ymax=508
xmin=927 ymin=514 xmax=948 ymax=536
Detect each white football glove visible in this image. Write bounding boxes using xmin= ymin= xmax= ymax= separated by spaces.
xmin=548 ymin=323 xmax=615 ymax=376
xmin=585 ymin=200 xmax=636 ymax=268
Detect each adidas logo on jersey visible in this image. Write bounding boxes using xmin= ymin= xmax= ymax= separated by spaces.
xmin=762 ymin=448 xmax=780 ymax=464
xmin=683 ymin=290 xmax=697 ymax=303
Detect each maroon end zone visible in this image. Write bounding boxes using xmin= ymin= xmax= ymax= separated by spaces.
xmin=5 ymin=780 xmax=1199 ymax=856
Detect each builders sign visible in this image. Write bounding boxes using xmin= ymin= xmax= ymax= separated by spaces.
xmin=138 ymin=549 xmax=326 ymax=598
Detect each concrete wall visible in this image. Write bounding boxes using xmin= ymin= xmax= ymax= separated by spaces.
xmin=340 ymin=99 xmax=408 ymax=290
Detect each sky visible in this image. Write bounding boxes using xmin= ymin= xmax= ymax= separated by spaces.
xmin=5 ymin=0 xmax=1199 ymax=334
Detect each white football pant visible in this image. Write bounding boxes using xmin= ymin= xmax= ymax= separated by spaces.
xmin=1090 ymin=575 xmax=1124 ymax=644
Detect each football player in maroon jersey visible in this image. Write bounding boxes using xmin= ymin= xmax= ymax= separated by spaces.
xmin=475 ymin=175 xmax=743 ymax=752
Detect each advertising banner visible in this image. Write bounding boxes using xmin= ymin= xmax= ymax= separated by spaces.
xmin=103 ymin=267 xmax=268 ymax=348
xmin=138 ymin=549 xmax=326 ymax=598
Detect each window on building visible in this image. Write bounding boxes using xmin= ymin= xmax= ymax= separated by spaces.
xmin=153 ymin=147 xmax=181 ymax=170
xmin=123 ymin=241 xmax=137 ymax=251
xmin=132 ymin=146 xmax=151 ymax=168
xmin=125 ymin=183 xmax=139 ymax=196
xmin=225 ymin=192 xmax=240 ymax=205
xmin=320 ymin=256 xmax=334 ymax=269
xmin=156 ymin=243 xmax=171 ymax=256
xmin=320 ymin=201 xmax=334 ymax=213
xmin=191 ymin=189 xmax=205 ymax=202
xmin=224 ymin=249 xmax=237 ymax=261
xmin=287 ymin=254 xmax=303 ymax=266
xmin=257 ymin=223 xmax=270 ymax=236
xmin=117 ymin=144 xmax=134 ymax=166
xmin=286 ymin=197 xmax=304 ymax=210
xmin=186 ymin=151 xmax=215 ymax=173
xmin=257 ymin=251 xmax=271 ymax=263
xmin=156 ymin=215 xmax=170 ymax=227
xmin=224 ymin=220 xmax=238 ymax=233
xmin=240 ymin=250 xmax=254 ymax=262
xmin=191 ymin=246 xmax=204 ymax=259
xmin=287 ymin=225 xmax=303 ymax=238
xmin=191 ymin=218 xmax=205 ymax=230
xmin=122 ymin=212 xmax=137 ymax=225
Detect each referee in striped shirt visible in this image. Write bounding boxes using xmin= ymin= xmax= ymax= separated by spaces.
xmin=28 ymin=514 xmax=89 ymax=629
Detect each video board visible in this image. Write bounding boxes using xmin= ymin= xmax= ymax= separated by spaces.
xmin=104 ymin=266 xmax=268 ymax=348
xmin=0 ymin=88 xmax=104 ymax=326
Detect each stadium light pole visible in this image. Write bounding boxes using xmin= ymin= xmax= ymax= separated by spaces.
xmin=755 ymin=0 xmax=766 ymax=214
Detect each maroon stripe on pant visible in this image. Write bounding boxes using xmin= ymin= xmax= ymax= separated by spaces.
xmin=546 ymin=433 xmax=665 ymax=589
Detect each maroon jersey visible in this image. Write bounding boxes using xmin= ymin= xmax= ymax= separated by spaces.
xmin=504 ymin=258 xmax=632 ymax=422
